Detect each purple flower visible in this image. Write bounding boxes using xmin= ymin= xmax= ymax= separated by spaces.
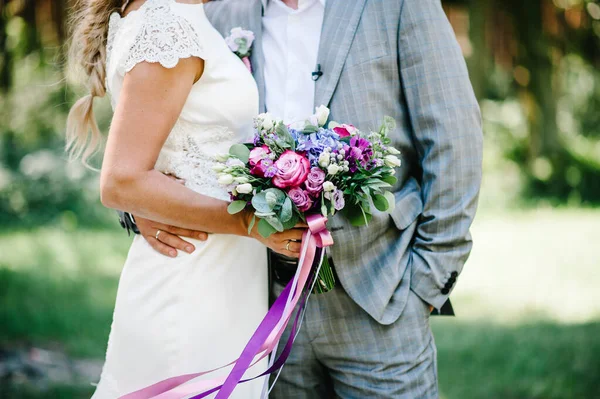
xmin=305 ymin=167 xmax=326 ymax=196
xmin=346 ymin=136 xmax=374 ymax=171
xmin=250 ymin=158 xmax=277 ymax=178
xmin=249 ymin=145 xmax=270 ymax=166
xmin=288 ymin=187 xmax=313 ymax=212
xmin=333 ymin=189 xmax=345 ymax=210
xmin=296 ymin=128 xmax=341 ymax=166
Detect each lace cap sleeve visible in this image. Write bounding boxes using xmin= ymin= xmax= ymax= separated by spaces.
xmin=123 ymin=0 xmax=205 ymax=73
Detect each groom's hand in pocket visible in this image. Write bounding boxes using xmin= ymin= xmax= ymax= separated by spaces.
xmin=137 ymin=217 xmax=209 ymax=258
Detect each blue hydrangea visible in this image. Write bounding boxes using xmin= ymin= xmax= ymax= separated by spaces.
xmin=294 ymin=128 xmax=341 ymax=166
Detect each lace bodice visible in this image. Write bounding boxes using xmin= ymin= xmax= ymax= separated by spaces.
xmin=106 ymin=0 xmax=259 ymax=200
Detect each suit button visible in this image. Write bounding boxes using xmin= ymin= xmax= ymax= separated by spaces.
xmin=441 ymin=288 xmax=450 ymax=295
xmin=449 ymin=276 xmax=456 ymax=283
xmin=444 ymin=282 xmax=453 ymax=289
xmin=451 ymin=271 xmax=458 ymax=278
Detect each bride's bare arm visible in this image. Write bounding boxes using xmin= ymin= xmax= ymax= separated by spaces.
xmin=101 ymin=58 xmax=246 ymax=234
xmin=100 ymin=59 xmax=305 ymax=254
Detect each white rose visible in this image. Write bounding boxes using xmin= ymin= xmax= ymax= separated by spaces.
xmin=384 ymin=155 xmax=401 ymax=168
xmin=323 ymin=181 xmax=335 ymax=192
xmin=327 ymin=164 xmax=340 ymax=175
xmin=318 ymin=152 xmax=330 ymax=168
xmin=387 ymin=147 xmax=401 ymax=155
xmin=218 ymin=174 xmax=234 ymax=185
xmin=262 ymin=119 xmax=274 ymax=131
xmin=236 ymin=183 xmax=253 ymax=194
xmin=259 ymin=113 xmax=275 ymax=131
xmin=234 ymin=176 xmax=249 ymax=184
xmin=315 ymin=105 xmax=330 ymax=127
xmin=211 ymin=164 xmax=226 ymax=172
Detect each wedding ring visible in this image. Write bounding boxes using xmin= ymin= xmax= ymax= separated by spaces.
xmin=155 ymin=230 xmax=162 ymax=241
xmin=285 ymin=241 xmax=291 ymax=251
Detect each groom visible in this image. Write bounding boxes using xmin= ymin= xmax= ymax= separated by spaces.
xmin=124 ymin=0 xmax=483 ymax=397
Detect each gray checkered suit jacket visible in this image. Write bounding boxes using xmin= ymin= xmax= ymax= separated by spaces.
xmin=205 ymin=0 xmax=483 ymax=325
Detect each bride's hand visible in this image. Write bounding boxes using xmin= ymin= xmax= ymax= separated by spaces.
xmin=247 ymin=214 xmax=307 ymax=259
xmin=136 ymin=216 xmax=209 ymax=258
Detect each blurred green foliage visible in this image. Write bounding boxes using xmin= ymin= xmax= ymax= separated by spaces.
xmin=1 ymin=0 xmax=600 ymax=229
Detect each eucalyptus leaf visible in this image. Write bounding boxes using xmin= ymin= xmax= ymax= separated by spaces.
xmin=229 ymin=144 xmax=250 ymax=163
xmin=227 ymin=200 xmax=247 ymax=215
xmin=265 ymin=216 xmax=284 ymax=232
xmin=280 ymin=197 xmax=293 ymax=223
xmin=257 ymin=218 xmax=277 ymax=238
xmin=247 ymin=215 xmax=256 ymax=235
xmin=252 ymin=191 xmax=275 ymax=213
xmin=282 ymin=212 xmax=300 ymax=230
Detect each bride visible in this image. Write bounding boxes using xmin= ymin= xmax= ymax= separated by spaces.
xmin=66 ymin=0 xmax=304 ymax=397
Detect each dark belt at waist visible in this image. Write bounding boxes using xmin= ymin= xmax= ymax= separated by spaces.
xmin=269 ymin=251 xmax=338 ymax=287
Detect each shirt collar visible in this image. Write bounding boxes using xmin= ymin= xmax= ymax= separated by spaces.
xmin=261 ymin=0 xmax=326 ymax=11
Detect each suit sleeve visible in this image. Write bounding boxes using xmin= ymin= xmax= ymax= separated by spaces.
xmin=397 ymin=0 xmax=483 ymax=310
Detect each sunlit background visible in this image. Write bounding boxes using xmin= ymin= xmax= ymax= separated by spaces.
xmin=1 ymin=0 xmax=599 ymax=398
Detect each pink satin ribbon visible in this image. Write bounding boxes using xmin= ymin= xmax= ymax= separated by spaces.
xmin=119 ymin=214 xmax=333 ymax=399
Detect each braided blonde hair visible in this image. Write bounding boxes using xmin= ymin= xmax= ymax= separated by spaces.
xmin=66 ymin=0 xmax=123 ymax=165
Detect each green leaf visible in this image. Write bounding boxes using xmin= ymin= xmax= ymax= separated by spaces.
xmin=265 ymin=188 xmax=287 ymax=204
xmin=257 ymin=218 xmax=277 ymax=238
xmin=265 ymin=216 xmax=284 ymax=232
xmin=247 ymin=215 xmax=256 ymax=235
xmin=276 ymin=122 xmax=296 ymax=151
xmin=280 ymin=197 xmax=293 ymax=223
xmin=384 ymin=191 xmax=396 ymax=213
xmin=227 ymin=200 xmax=247 ymax=214
xmin=252 ymin=191 xmax=274 ymax=213
xmin=372 ymin=194 xmax=389 ymax=212
xmin=282 ymin=212 xmax=300 ymax=230
xmin=229 ymin=144 xmax=251 ymax=163
xmin=381 ymin=175 xmax=398 ymax=186
xmin=343 ymin=203 xmax=368 ymax=227
xmin=303 ymin=124 xmax=319 ymax=133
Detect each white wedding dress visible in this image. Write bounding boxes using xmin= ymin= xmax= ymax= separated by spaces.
xmin=92 ymin=1 xmax=268 ymax=397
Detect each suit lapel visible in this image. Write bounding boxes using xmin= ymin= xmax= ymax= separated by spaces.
xmin=247 ymin=0 xmax=266 ymax=113
xmin=314 ymin=0 xmax=368 ymax=108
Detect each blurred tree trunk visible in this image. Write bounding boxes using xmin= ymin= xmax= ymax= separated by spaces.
xmin=467 ymin=0 xmax=491 ymax=100
xmin=0 ymin=0 xmax=11 ymax=92
xmin=510 ymin=0 xmax=561 ymax=169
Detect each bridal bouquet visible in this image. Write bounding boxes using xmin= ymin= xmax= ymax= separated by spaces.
xmin=214 ymin=106 xmax=401 ymax=291
xmin=123 ymin=110 xmax=401 ymax=398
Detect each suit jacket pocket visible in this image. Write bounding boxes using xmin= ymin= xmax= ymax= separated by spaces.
xmin=344 ymin=24 xmax=390 ymax=68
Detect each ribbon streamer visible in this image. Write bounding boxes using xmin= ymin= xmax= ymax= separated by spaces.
xmin=119 ymin=214 xmax=333 ymax=399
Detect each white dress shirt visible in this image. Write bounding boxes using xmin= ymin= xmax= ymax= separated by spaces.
xmin=261 ymin=0 xmax=325 ymax=125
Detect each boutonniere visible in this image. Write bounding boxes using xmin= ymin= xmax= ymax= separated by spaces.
xmin=225 ymin=27 xmax=255 ymax=73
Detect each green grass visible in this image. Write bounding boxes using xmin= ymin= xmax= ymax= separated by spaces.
xmin=0 ymin=227 xmax=130 ymax=357
xmin=1 ymin=210 xmax=600 ymax=398
xmin=434 ymin=321 xmax=600 ymax=399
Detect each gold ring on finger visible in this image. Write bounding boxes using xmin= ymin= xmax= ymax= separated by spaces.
xmin=286 ymin=241 xmax=291 ymax=251
xmin=156 ymin=230 xmax=162 ymax=241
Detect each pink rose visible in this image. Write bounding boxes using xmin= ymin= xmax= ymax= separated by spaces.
xmin=333 ymin=124 xmax=357 ymax=138
xmin=288 ymin=187 xmax=313 ymax=212
xmin=249 ymin=145 xmax=271 ymax=166
xmin=304 ymin=167 xmax=326 ymax=196
xmin=272 ymin=150 xmax=310 ymax=189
